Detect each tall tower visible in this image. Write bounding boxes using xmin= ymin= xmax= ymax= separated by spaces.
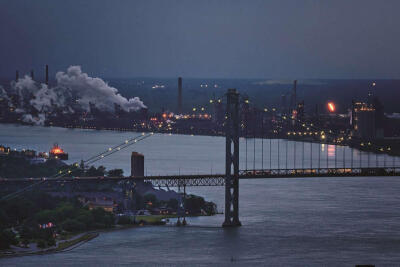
xmin=45 ymin=65 xmax=49 ymax=85
xmin=223 ymin=88 xmax=241 ymax=227
xmin=131 ymin=152 xmax=144 ymax=177
xmin=15 ymin=70 xmax=19 ymax=82
xmin=178 ymin=77 xmax=182 ymax=114
xmin=30 ymin=70 xmax=34 ymax=80
xmin=292 ymin=80 xmax=297 ymax=110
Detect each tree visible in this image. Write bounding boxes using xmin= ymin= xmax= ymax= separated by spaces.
xmin=107 ymin=169 xmax=124 ymax=177
xmin=85 ymin=166 xmax=106 ymax=177
xmin=117 ymin=216 xmax=132 ymax=225
xmin=167 ymin=198 xmax=179 ymax=210
xmin=37 ymin=239 xmax=46 ymax=249
xmin=184 ymin=195 xmax=206 ymax=214
xmin=91 ymin=208 xmax=114 ymax=228
xmin=62 ymin=219 xmax=86 ymax=232
xmin=0 ymin=229 xmax=17 ymax=250
xmin=144 ymin=194 xmax=157 ymax=206
xmin=20 ymin=225 xmax=34 ymax=240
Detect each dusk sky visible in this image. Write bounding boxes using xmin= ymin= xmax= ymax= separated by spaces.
xmin=1 ymin=0 xmax=400 ymax=79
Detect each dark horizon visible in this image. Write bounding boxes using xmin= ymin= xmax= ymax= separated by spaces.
xmin=2 ymin=0 xmax=400 ymax=80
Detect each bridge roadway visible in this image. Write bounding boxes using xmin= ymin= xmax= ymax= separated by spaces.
xmin=2 ymin=167 xmax=400 ymax=187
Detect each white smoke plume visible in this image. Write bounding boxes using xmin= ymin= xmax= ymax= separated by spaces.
xmin=3 ymin=66 xmax=146 ymax=125
xmin=56 ymin=66 xmax=146 ymax=112
xmin=21 ymin=113 xmax=46 ymax=126
xmin=0 ymin=86 xmax=10 ymax=104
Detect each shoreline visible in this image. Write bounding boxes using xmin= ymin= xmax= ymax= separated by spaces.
xmin=1 ymin=122 xmax=398 ymax=156
xmin=0 ymin=214 xmax=217 ymax=259
xmin=0 ymin=231 xmax=99 ymax=259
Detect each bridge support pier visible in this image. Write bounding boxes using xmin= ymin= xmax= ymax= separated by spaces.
xmin=223 ymin=89 xmax=241 ymax=227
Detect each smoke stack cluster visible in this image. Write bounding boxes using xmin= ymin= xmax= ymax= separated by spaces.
xmin=1 ymin=65 xmax=146 ymax=125
xmin=16 ymin=65 xmax=48 ymax=84
xmin=178 ymin=77 xmax=182 ymax=114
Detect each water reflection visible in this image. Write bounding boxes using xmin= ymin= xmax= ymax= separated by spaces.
xmin=327 ymin=145 xmax=335 ymax=157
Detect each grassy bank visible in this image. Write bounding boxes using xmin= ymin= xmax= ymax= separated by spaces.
xmin=0 ymin=232 xmax=98 ymax=258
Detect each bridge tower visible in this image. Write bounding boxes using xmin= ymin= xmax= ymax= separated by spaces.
xmin=223 ymin=89 xmax=241 ymax=227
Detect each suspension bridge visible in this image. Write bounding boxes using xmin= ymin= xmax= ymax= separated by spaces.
xmin=1 ymin=89 xmax=400 ymax=227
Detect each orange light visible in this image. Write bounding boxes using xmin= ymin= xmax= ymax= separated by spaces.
xmin=51 ymin=147 xmax=64 ymax=154
xmin=327 ymin=102 xmax=335 ymax=112
xmin=162 ymin=113 xmax=167 ymax=119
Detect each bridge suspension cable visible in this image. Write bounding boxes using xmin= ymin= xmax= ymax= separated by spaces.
xmin=0 ymin=132 xmax=154 ymax=202
xmin=236 ymin=97 xmax=399 ymax=173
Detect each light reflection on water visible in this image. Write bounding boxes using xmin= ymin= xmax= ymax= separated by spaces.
xmin=1 ymin=124 xmax=400 ymax=266
xmin=328 ymin=144 xmax=335 ymax=157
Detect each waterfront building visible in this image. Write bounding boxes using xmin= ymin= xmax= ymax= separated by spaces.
xmin=351 ymin=94 xmax=385 ymax=140
xmin=351 ymin=101 xmax=376 ymax=140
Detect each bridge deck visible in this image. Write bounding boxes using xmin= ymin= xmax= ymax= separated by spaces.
xmin=1 ymin=167 xmax=400 ymax=187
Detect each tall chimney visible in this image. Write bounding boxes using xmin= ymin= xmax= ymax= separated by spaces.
xmin=45 ymin=65 xmax=49 ymax=85
xmin=293 ymin=80 xmax=297 ymax=107
xmin=178 ymin=77 xmax=182 ymax=114
xmin=30 ymin=70 xmax=34 ymax=80
xmin=15 ymin=70 xmax=19 ymax=82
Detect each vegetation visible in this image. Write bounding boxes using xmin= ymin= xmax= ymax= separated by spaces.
xmin=0 ymin=192 xmax=115 ymax=250
xmin=184 ymin=194 xmax=216 ymax=215
xmin=0 ymin=157 xmax=63 ymax=179
xmin=133 ymin=193 xmax=216 ymax=216
xmin=56 ymin=232 xmax=98 ymax=251
xmin=117 ymin=216 xmax=133 ymax=225
xmin=0 ymin=155 xmax=124 ymax=179
xmin=107 ymin=169 xmax=124 ymax=177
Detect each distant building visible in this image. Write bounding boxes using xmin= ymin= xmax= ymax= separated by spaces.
xmin=351 ymin=99 xmax=384 ymax=140
xmin=79 ymin=197 xmax=116 ymax=213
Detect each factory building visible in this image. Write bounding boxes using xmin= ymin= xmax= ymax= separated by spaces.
xmin=351 ymin=97 xmax=384 ymax=140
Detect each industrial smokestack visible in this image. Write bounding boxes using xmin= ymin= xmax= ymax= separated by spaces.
xmin=15 ymin=70 xmax=19 ymax=81
xmin=178 ymin=77 xmax=182 ymax=114
xmin=30 ymin=70 xmax=34 ymax=80
xmin=45 ymin=65 xmax=49 ymax=85
xmin=289 ymin=80 xmax=297 ymax=113
xmin=293 ymin=80 xmax=297 ymax=107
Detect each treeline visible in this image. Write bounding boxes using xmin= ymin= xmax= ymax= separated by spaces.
xmin=0 ymin=155 xmax=124 ymax=178
xmin=136 ymin=193 xmax=217 ymax=215
xmin=0 ymin=192 xmax=114 ymax=250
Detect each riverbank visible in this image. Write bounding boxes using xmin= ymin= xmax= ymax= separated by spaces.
xmin=0 ymin=232 xmax=99 ymax=258
xmin=4 ymin=122 xmax=400 ymax=157
xmin=0 ymin=213 xmax=215 ymax=259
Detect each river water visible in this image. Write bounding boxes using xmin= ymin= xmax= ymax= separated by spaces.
xmin=1 ymin=124 xmax=400 ymax=266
